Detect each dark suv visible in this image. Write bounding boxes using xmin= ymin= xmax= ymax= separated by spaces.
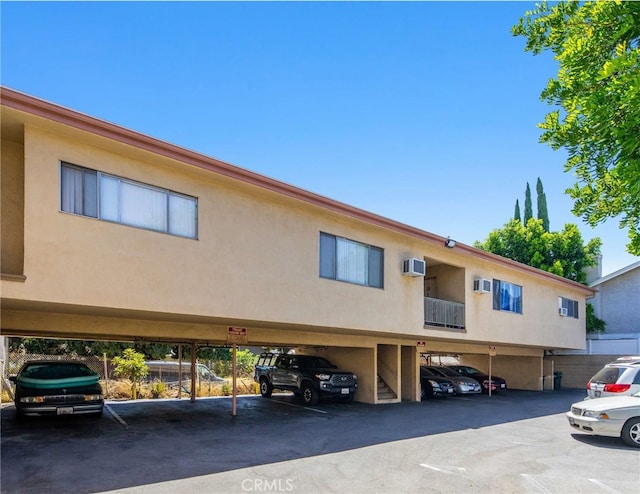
xmin=587 ymin=356 xmax=640 ymax=399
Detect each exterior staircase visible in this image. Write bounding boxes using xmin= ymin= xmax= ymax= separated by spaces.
xmin=377 ymin=375 xmax=397 ymax=402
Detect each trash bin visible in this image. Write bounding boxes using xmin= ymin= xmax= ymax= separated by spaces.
xmin=553 ymin=371 xmax=563 ymax=390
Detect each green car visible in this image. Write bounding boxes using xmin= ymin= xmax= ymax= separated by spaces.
xmin=9 ymin=360 xmax=104 ymax=419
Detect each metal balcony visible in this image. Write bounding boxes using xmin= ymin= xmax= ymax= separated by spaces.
xmin=424 ymin=297 xmax=465 ymax=329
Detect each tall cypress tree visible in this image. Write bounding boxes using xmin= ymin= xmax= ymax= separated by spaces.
xmin=514 ymin=199 xmax=522 ymax=224
xmin=524 ymin=182 xmax=533 ymax=224
xmin=536 ymin=177 xmax=550 ymax=231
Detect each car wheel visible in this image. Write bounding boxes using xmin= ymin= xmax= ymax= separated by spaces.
xmin=259 ymin=378 xmax=273 ymax=398
xmin=301 ymin=382 xmax=318 ymax=406
xmin=621 ymin=417 xmax=640 ymax=448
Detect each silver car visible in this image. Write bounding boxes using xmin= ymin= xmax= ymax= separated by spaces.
xmin=425 ymin=366 xmax=481 ymax=395
xmin=567 ymin=390 xmax=640 ymax=448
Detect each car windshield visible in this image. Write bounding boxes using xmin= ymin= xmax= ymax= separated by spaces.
xmin=427 ymin=368 xmax=447 ymax=377
xmin=459 ymin=367 xmax=483 ymax=376
xmin=21 ymin=363 xmax=96 ymax=379
xmin=435 ymin=367 xmax=458 ymax=377
xmin=420 ymin=367 xmax=437 ymax=376
xmin=294 ymin=357 xmax=336 ymax=369
xmin=590 ymin=367 xmax=623 ymax=384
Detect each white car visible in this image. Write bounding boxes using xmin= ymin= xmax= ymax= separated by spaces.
xmin=567 ymin=390 xmax=640 ymax=448
xmin=586 ymin=356 xmax=640 ymax=398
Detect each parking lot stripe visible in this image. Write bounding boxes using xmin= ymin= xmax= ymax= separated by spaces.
xmin=521 ymin=474 xmax=552 ymax=493
xmin=589 ymin=479 xmax=621 ymax=494
xmin=105 ymin=404 xmax=129 ymax=428
xmin=419 ymin=464 xmax=454 ymax=475
xmin=272 ymin=399 xmax=328 ymax=414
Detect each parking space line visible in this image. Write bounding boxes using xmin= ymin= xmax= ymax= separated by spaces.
xmin=105 ymin=404 xmax=129 ymax=428
xmin=589 ymin=479 xmax=621 ymax=494
xmin=271 ymin=399 xmax=328 ymax=414
xmin=419 ymin=464 xmax=455 ymax=475
xmin=521 ymin=474 xmax=552 ymax=494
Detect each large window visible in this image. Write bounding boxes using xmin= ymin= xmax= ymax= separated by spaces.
xmin=319 ymin=232 xmax=383 ymax=288
xmin=559 ymin=297 xmax=579 ymax=318
xmin=61 ymin=162 xmax=197 ymax=239
xmin=492 ymin=279 xmax=522 ymax=314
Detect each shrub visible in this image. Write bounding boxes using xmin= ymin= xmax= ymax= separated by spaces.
xmin=112 ymin=349 xmax=148 ymax=399
xmin=150 ymin=379 xmax=166 ymax=398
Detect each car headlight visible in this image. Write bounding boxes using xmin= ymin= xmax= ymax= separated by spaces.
xmin=428 ymin=380 xmax=438 ymax=386
xmin=19 ymin=396 xmax=44 ymax=403
xmin=84 ymin=394 xmax=103 ymax=401
xmin=315 ymin=373 xmax=331 ymax=381
xmin=583 ymin=410 xmax=610 ymax=419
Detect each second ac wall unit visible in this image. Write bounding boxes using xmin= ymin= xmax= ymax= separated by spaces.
xmin=402 ymin=258 xmax=426 ymax=277
xmin=473 ymin=278 xmax=491 ymax=294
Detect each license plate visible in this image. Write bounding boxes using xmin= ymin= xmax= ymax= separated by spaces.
xmin=57 ymin=407 xmax=74 ymax=415
xmin=341 ymin=388 xmax=349 ymax=395
xmin=448 ymin=389 xmax=454 ymax=394
xmin=501 ymin=384 xmax=506 ymax=388
xmin=595 ymin=391 xmax=601 ymax=397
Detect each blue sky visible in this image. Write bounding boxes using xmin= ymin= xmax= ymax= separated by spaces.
xmin=2 ymin=1 xmax=637 ymax=276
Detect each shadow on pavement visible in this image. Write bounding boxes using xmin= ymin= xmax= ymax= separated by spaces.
xmin=1 ymin=389 xmax=587 ymax=493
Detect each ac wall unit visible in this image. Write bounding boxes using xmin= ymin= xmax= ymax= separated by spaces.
xmin=402 ymin=258 xmax=426 ymax=277
xmin=473 ymin=278 xmax=491 ymax=294
xmin=559 ymin=307 xmax=568 ymax=317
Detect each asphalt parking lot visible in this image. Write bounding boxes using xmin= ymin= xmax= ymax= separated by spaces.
xmin=1 ymin=389 xmax=639 ymax=494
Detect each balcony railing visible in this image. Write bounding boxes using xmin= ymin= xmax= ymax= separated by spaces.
xmin=424 ymin=297 xmax=465 ymax=330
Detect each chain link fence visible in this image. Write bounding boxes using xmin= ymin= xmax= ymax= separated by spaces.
xmin=2 ymin=352 xmax=256 ymax=400
xmin=4 ymin=352 xmax=111 ymax=378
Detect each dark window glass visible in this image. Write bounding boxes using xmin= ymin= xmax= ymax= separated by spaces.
xmin=492 ymin=279 xmax=522 ymax=314
xmin=60 ymin=162 xmax=197 ymax=238
xmin=319 ymin=232 xmax=383 ymax=288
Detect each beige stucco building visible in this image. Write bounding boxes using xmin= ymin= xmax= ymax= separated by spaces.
xmin=1 ymin=87 xmax=595 ymax=403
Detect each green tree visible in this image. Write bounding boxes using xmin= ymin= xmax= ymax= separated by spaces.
xmin=536 ymin=177 xmax=550 ymax=232
xmin=112 ymin=348 xmax=148 ymax=399
xmin=586 ymin=303 xmax=606 ymax=334
xmin=524 ymin=182 xmax=533 ymax=224
xmin=514 ymin=199 xmax=522 ymax=224
xmin=475 ymin=218 xmax=601 ymax=283
xmin=206 ymin=348 xmax=256 ymax=378
xmin=513 ymin=1 xmax=640 ymax=255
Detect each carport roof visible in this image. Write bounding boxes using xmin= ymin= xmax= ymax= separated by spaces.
xmin=1 ymin=85 xmax=594 ymax=296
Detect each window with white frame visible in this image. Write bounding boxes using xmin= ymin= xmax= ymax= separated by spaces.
xmin=319 ymin=232 xmax=383 ymax=288
xmin=559 ymin=297 xmax=579 ymax=318
xmin=492 ymin=279 xmax=522 ymax=314
xmin=60 ymin=162 xmax=198 ymax=239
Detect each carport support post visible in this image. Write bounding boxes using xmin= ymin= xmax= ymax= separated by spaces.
xmin=232 ymin=343 xmax=237 ymax=416
xmin=103 ymin=353 xmax=110 ymax=398
xmin=190 ymin=343 xmax=197 ymax=402
xmin=488 ymin=354 xmax=492 ymax=397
